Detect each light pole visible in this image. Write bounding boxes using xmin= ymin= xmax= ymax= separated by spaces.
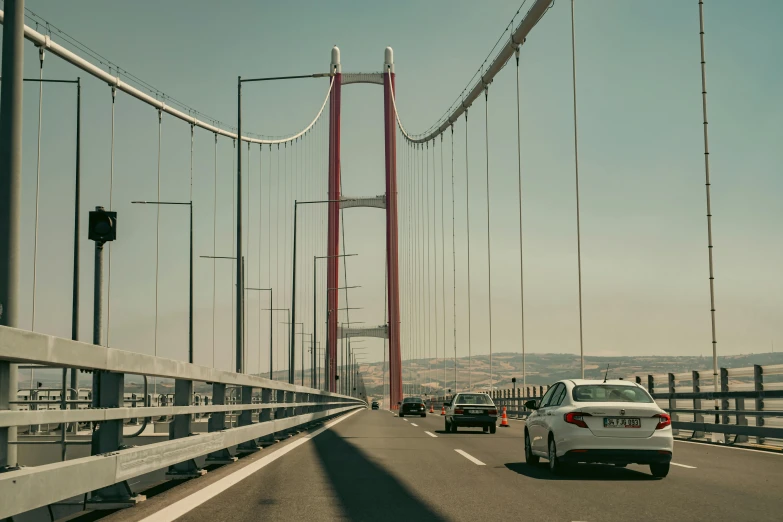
xmin=290 ymin=199 xmax=340 ymax=388
xmin=134 ymin=200 xmax=193 ymax=363
xmin=246 ymin=287 xmax=272 ymax=378
xmin=314 ymin=253 xmax=356 ymax=390
xmin=282 ymin=321 xmax=305 ymax=385
xmin=261 ymin=308 xmax=290 ymax=380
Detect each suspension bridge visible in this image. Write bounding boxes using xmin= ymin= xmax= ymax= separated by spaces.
xmin=1 ymin=0 xmax=782 ymax=520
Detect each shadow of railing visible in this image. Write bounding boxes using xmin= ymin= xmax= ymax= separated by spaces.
xmin=311 ymin=429 xmax=448 ymax=521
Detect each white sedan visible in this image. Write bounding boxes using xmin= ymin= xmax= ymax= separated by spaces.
xmin=523 ymin=379 xmax=673 ymax=477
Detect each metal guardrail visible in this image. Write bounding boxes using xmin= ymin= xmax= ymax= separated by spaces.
xmin=479 ymin=364 xmax=783 ymax=446
xmin=0 ymin=325 xmax=365 ymax=519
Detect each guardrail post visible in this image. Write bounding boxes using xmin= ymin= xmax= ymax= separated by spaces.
xmin=236 ymin=386 xmax=259 ymax=453
xmin=275 ymin=390 xmax=288 ymax=440
xmin=720 ymin=367 xmax=729 ymax=425
xmin=647 ymin=375 xmax=654 ymax=395
xmin=754 ymin=365 xmax=764 ymax=445
xmin=166 ymin=379 xmax=205 ymax=478
xmin=129 ymin=393 xmax=138 ymax=425
xmin=668 ymin=373 xmax=679 ymax=436
xmin=206 ymin=383 xmax=236 ymax=464
xmin=635 ymin=376 xmax=641 ymax=386
xmin=87 ymin=371 xmax=145 ymax=508
xmin=0 ymin=362 xmax=19 ymax=471
xmin=257 ymin=388 xmax=275 ymax=447
xmin=539 ymin=385 xmax=543 ymax=397
xmin=692 ymin=371 xmax=704 ymax=438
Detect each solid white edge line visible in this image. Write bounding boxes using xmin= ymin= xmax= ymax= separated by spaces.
xmin=425 ymin=431 xmax=437 ymax=438
xmin=410 ymin=423 xmax=418 ymax=427
xmin=138 ymin=409 xmax=362 ymax=522
xmin=455 ymin=449 xmax=485 ymax=466
xmin=670 ymin=462 xmax=696 ymax=469
xmin=675 ymin=439 xmax=783 ymax=456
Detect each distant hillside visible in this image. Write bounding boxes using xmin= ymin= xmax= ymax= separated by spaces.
xmin=359 ymin=351 xmax=783 ymax=398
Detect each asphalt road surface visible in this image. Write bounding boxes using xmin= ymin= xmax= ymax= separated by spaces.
xmin=102 ymin=408 xmax=783 ymax=522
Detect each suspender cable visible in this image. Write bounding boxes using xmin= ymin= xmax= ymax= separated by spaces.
xmin=31 ymin=47 xmax=44 ymax=334
xmin=464 ymin=110 xmax=472 ymax=390
xmin=484 ymin=87 xmax=494 ymax=392
xmin=450 ymin=125 xmax=457 ymax=391
xmin=441 ymin=134 xmax=446 ymax=394
xmin=432 ymin=140 xmax=439 ymax=392
xmin=425 ymin=141 xmax=431 ymax=392
xmin=106 ymin=86 xmax=116 ymax=347
xmin=212 ymin=134 xmax=217 ymax=367
xmin=189 ymin=124 xmax=194 ymax=364
xmin=231 ymin=139 xmax=236 ymax=371
xmin=154 ymin=109 xmax=162 ymax=399
xmin=570 ymin=0 xmax=585 ymax=379
xmin=275 ymin=143 xmax=280 ymax=376
xmin=514 ymin=46 xmax=527 ymax=392
xmin=698 ymin=0 xmax=719 ymax=399
xmin=268 ymin=144 xmax=272 ymax=376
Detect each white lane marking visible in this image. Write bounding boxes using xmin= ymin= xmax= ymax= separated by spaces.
xmin=410 ymin=423 xmax=418 ymax=427
xmin=403 ymin=418 xmax=408 ymax=422
xmin=671 ymin=462 xmax=696 ymax=469
xmin=425 ymin=431 xmax=437 ymax=438
xmin=455 ymin=449 xmax=485 ymax=466
xmin=138 ymin=409 xmax=361 ymax=522
xmin=675 ymin=439 xmax=783 ymax=456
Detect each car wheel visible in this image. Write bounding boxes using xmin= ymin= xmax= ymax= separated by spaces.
xmin=445 ymin=419 xmax=450 ymax=432
xmin=451 ymin=422 xmax=458 ymax=433
xmin=524 ymin=430 xmax=539 ymax=465
xmin=483 ymin=426 xmax=489 ymax=433
xmin=399 ymin=412 xmax=404 ymax=418
xmin=548 ymin=437 xmax=566 ymax=475
xmin=490 ymin=424 xmax=497 ymax=434
xmin=421 ymin=414 xmax=426 ymax=418
xmin=650 ymin=463 xmax=670 ymax=478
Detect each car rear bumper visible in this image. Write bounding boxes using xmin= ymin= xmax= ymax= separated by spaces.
xmin=559 ymin=449 xmax=672 ymax=465
xmin=449 ymin=415 xmax=498 ymax=427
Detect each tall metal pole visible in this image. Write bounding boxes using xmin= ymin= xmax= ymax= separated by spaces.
xmin=93 ymin=238 xmax=105 ymax=346
xmin=698 ymin=0 xmax=719 ymax=400
xmin=312 ymin=256 xmax=317 ymax=387
xmin=189 ymin=203 xmax=194 ymax=363
xmin=269 ymin=290 xmax=273 ymax=380
xmin=289 ymin=202 xmax=298 ymax=384
xmin=70 ymin=78 xmax=81 ymax=406
xmin=0 ymin=0 xmax=24 ymax=469
xmin=235 ymin=77 xmax=244 ymax=373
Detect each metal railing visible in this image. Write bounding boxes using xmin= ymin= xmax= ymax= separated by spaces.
xmin=0 ymin=325 xmax=365 ymax=519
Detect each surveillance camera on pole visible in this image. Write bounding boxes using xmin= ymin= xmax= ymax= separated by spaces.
xmin=88 ymin=206 xmax=117 ymax=347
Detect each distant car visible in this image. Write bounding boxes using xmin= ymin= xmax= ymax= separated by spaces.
xmin=371 ymin=401 xmax=379 ymax=410
xmin=445 ymin=393 xmax=498 ymax=433
xmin=399 ymin=397 xmax=426 ymax=417
xmin=523 ymin=379 xmax=673 ymax=477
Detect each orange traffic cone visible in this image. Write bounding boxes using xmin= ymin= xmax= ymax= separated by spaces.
xmin=500 ymin=406 xmax=510 ymax=427
xmin=429 ymin=403 xmax=435 ymax=414
xmin=440 ymin=405 xmax=446 ymax=415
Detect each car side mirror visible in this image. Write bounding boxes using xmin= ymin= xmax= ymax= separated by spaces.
xmin=524 ymin=400 xmax=539 ymax=410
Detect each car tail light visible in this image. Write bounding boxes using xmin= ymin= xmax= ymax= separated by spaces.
xmin=455 ymin=409 xmax=464 ymax=414
xmin=654 ymin=413 xmax=671 ymax=429
xmin=564 ymin=412 xmax=591 ymax=428
xmin=488 ymin=409 xmax=498 ymax=415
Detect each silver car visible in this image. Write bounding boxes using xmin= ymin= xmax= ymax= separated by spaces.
xmin=444 ymin=393 xmax=499 ymax=433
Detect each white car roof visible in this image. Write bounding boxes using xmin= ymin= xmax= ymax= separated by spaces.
xmin=566 ymin=379 xmax=639 ymax=386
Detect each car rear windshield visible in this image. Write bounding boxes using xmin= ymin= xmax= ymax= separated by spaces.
xmin=403 ymin=397 xmax=423 ymax=403
xmin=572 ymin=385 xmax=653 ymax=403
xmin=456 ymin=394 xmax=493 ymax=405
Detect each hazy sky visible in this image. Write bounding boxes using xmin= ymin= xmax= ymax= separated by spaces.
xmin=2 ymin=1 xmax=781 ymax=377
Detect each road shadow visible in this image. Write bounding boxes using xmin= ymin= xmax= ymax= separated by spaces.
xmin=311 ymin=428 xmax=448 ymax=521
xmin=505 ymin=462 xmax=658 ymax=481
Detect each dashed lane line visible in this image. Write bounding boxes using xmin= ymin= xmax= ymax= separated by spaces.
xmin=671 ymin=462 xmax=697 ymax=469
xmin=425 ymin=431 xmax=438 ymax=438
xmin=455 ymin=449 xmax=485 ymax=466
xmin=410 ymin=423 xmax=418 ymax=427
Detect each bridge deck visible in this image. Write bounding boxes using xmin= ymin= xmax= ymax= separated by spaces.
xmin=97 ymin=409 xmax=782 ymax=522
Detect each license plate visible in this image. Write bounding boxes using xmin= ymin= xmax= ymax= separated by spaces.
xmin=603 ymin=417 xmax=641 ymax=428
xmin=469 ymin=409 xmax=483 ymax=414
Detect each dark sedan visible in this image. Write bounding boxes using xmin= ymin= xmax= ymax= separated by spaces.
xmin=371 ymin=401 xmax=379 ymax=410
xmin=398 ymin=397 xmax=426 ymax=417
xmin=445 ymin=393 xmax=498 ymax=433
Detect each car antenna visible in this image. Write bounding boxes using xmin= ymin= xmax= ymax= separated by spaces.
xmin=603 ymin=364 xmax=610 ymax=383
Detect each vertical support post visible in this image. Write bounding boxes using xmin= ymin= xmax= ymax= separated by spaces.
xmin=383 ymin=47 xmax=402 ymax=411
xmin=326 ymin=48 xmax=342 ymax=393
xmin=71 ymin=82 xmax=81 ymax=423
xmin=206 ymin=383 xmax=236 ymax=463
xmin=667 ymin=373 xmax=678 ymax=436
xmin=754 ymin=364 xmax=764 ymax=445
xmin=236 ymin=385 xmax=258 ymax=453
xmin=275 ymin=390 xmax=288 ymax=440
xmin=188 ymin=203 xmax=194 ymax=363
xmin=236 ymin=77 xmax=244 ymax=374
xmin=258 ymin=388 xmax=274 ymax=447
xmin=312 ymin=258 xmax=317 ymax=387
xmin=647 ymin=375 xmax=655 ymax=395
xmin=692 ymin=370 xmax=705 ymax=438
xmin=720 ymin=367 xmax=729 ymax=425
xmin=166 ymin=379 xmax=204 ymax=478
xmin=290 ymin=203 xmax=298 ymax=384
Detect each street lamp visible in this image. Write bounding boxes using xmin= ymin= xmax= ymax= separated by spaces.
xmin=261 ymin=308 xmax=290 ymax=380
xmin=313 ymin=253 xmax=357 ymax=389
xmin=133 ymin=200 xmax=193 ymax=363
xmin=246 ymin=287 xmax=272 ymax=379
xmin=281 ymin=321 xmax=305 ymax=385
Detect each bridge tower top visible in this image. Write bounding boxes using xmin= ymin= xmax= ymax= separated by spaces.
xmin=384 ymin=46 xmax=394 ymax=73
xmin=331 ymin=46 xmax=341 ymax=73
